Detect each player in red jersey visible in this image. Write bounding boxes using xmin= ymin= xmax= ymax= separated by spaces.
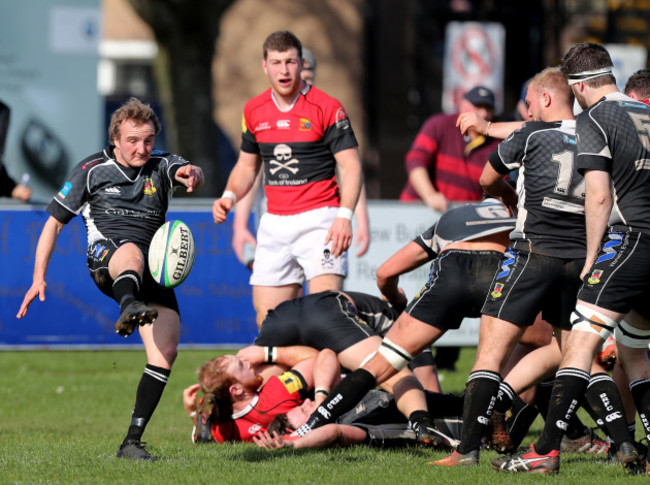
xmin=182 ymin=348 xmax=340 ymax=443
xmin=212 ymin=31 xmax=362 ymax=327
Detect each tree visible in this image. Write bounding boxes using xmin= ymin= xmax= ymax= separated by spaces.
xmin=128 ymin=0 xmax=236 ymax=197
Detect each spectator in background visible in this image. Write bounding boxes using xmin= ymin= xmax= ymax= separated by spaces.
xmin=0 ymin=100 xmax=31 ymax=201
xmin=399 ymin=86 xmax=499 ymax=212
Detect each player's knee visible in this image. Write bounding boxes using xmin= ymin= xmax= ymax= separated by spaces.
xmin=377 ymin=338 xmax=413 ymax=371
xmin=615 ymin=319 xmax=650 ymax=349
xmin=570 ymin=304 xmax=617 ymax=340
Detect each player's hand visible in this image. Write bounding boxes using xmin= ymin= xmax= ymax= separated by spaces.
xmin=232 ymin=228 xmax=257 ymax=264
xmin=17 ymin=281 xmax=47 ymax=319
xmin=381 ymin=288 xmax=408 ymax=313
xmin=424 ymin=192 xmax=448 ymax=213
xmin=212 ymin=197 xmax=234 ymax=224
xmin=183 ymin=384 xmax=201 ymax=415
xmin=325 ymin=218 xmax=353 ymax=258
xmin=354 ymin=220 xmax=370 ymax=257
xmin=175 ymin=164 xmax=205 ymax=193
xmin=236 ymin=345 xmax=265 ymax=366
xmin=253 ymin=431 xmax=293 ymax=449
xmin=456 ymin=112 xmax=487 ymax=136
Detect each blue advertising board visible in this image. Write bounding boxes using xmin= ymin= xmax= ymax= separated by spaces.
xmin=0 ymin=202 xmax=258 ymax=349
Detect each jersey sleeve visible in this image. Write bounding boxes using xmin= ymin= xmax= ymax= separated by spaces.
xmin=240 ymin=109 xmax=261 ymax=155
xmin=413 ymin=222 xmax=440 ymax=258
xmin=322 ymin=100 xmax=358 ymax=155
xmin=489 ymin=123 xmax=532 ymax=175
xmin=575 ymin=109 xmax=612 ymax=174
xmin=163 ymin=153 xmax=190 ymax=189
xmin=46 ymin=162 xmax=89 ymax=224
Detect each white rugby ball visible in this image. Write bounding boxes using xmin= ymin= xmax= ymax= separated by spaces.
xmin=148 ymin=220 xmax=195 ymax=288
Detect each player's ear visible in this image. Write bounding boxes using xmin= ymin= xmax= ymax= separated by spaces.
xmin=230 ymin=383 xmax=243 ymax=397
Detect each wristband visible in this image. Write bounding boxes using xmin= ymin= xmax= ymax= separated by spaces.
xmin=264 ymin=346 xmax=277 ymax=364
xmin=337 ymin=207 xmax=354 ymax=220
xmin=315 ymin=388 xmax=329 ymax=398
xmin=485 ymin=121 xmax=492 ymax=137
xmin=221 ymin=190 xmax=237 ymax=204
xmin=189 ymin=411 xmax=197 ymax=418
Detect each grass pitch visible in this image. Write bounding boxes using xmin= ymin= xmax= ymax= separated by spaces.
xmin=1 ymin=347 xmax=645 ymax=484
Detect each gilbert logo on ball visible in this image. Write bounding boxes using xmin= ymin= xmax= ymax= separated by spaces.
xmin=148 ymin=220 xmax=195 ymax=288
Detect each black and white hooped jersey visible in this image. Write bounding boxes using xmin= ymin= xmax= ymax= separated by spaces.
xmin=47 ymin=147 xmax=188 ymax=247
xmin=575 ymin=92 xmax=650 ymax=235
xmin=489 ymin=120 xmax=585 ymax=258
xmin=414 ymin=199 xmax=516 ymax=258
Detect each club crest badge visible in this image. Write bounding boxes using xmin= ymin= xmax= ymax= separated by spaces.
xmin=491 ymin=282 xmax=504 ymax=299
xmin=588 ymin=269 xmax=603 ymax=285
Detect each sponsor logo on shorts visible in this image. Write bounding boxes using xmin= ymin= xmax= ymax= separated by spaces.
xmin=595 ymin=233 xmax=622 ymax=264
xmin=321 ymin=248 xmax=334 ymax=269
xmin=58 ymin=182 xmax=72 ymax=199
xmin=90 ymin=242 xmax=109 ymax=262
xmin=143 ymin=178 xmax=157 ymax=196
xmin=491 ymin=282 xmax=504 ymax=299
xmin=497 ymin=250 xmax=516 ymax=279
xmin=587 ymin=269 xmax=603 ymax=285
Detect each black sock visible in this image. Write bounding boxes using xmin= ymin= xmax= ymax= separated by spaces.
xmin=305 ymin=368 xmax=376 ymax=429
xmin=535 ymin=367 xmax=589 ymax=454
xmin=494 ymin=381 xmax=516 ymax=414
xmin=112 ymin=270 xmax=142 ymax=312
xmin=124 ymin=364 xmax=171 ymax=443
xmin=534 ymin=378 xmax=554 ymax=418
xmin=585 ymin=373 xmax=632 ymax=445
xmin=507 ymin=401 xmax=539 ymax=449
xmin=630 ymin=379 xmax=650 ymax=443
xmin=457 ymin=370 xmax=501 ymax=454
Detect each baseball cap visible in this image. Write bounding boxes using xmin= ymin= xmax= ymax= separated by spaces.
xmin=464 ymin=86 xmax=495 ymax=108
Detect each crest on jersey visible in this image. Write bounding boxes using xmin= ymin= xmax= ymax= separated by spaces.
xmin=588 ymin=269 xmax=603 ymax=285
xmin=299 ymin=118 xmax=312 ymax=131
xmin=143 ymin=177 xmax=157 ymax=196
xmin=491 ymin=282 xmax=504 ymax=299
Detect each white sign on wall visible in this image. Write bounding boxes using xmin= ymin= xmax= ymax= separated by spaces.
xmin=442 ymin=22 xmax=505 ymax=115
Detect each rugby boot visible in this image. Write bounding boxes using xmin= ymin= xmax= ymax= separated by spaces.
xmin=487 ymin=410 xmax=515 ymax=453
xmin=116 ymin=439 xmax=157 ymax=461
xmin=616 ymin=441 xmax=642 ymax=474
xmin=115 ymin=301 xmax=158 ymax=337
xmin=193 ymin=393 xmax=216 ymax=443
xmin=560 ymin=426 xmax=609 ymax=454
xmin=429 ymin=449 xmax=479 ymax=467
xmin=492 ymin=444 xmax=559 ymax=474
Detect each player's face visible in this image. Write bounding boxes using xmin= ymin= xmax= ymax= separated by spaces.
xmin=113 ymin=119 xmax=156 ymax=168
xmin=285 ymin=398 xmax=317 ymax=429
xmin=263 ymin=48 xmax=303 ymax=99
xmin=525 ymin=87 xmax=543 ymax=121
xmin=227 ymin=355 xmax=263 ymax=392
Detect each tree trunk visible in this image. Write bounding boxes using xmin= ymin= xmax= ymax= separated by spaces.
xmin=128 ymin=0 xmax=236 ymax=197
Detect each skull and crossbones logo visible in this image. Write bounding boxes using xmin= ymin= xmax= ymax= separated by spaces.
xmin=270 ymin=144 xmax=299 ymax=175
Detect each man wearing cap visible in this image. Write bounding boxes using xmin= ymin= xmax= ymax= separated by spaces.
xmin=493 ymin=42 xmax=650 ymax=476
xmin=399 ymin=85 xmax=499 ymax=212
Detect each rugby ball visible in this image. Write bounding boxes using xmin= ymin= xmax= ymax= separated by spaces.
xmin=148 ymin=220 xmax=195 ymax=288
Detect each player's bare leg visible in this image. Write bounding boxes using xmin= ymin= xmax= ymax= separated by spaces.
xmin=253 ymin=284 xmax=301 ymax=329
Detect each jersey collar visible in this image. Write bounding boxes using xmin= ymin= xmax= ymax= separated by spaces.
xmin=231 ymin=393 xmax=259 ymax=419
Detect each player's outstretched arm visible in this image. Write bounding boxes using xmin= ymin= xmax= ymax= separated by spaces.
xmin=253 ymin=425 xmax=367 ymax=449
xmin=174 ymin=164 xmax=205 ymax=193
xmin=17 ymin=216 xmax=64 ymax=318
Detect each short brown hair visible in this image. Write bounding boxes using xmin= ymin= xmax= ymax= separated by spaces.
xmin=624 ymin=69 xmax=650 ymax=99
xmin=198 ymin=356 xmax=235 ymax=420
xmin=263 ymin=30 xmax=302 ymax=59
xmin=108 ymin=97 xmax=161 ymax=143
xmin=561 ymin=42 xmax=616 ymax=88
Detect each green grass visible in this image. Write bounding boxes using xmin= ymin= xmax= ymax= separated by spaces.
xmin=0 ymin=347 xmax=646 ymax=484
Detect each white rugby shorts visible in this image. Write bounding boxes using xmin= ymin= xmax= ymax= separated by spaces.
xmin=250 ymin=206 xmax=348 ymax=286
